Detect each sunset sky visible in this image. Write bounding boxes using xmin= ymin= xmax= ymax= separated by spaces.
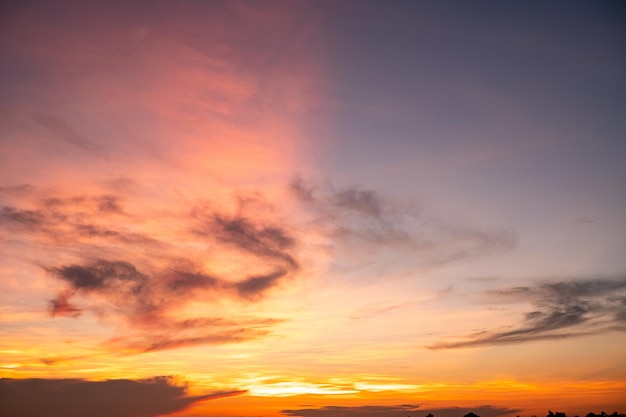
xmin=1 ymin=1 xmax=625 ymax=416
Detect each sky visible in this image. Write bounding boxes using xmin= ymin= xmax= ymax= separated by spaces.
xmin=1 ymin=1 xmax=625 ymax=416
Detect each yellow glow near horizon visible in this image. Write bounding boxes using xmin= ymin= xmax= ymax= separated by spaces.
xmin=247 ymin=381 xmax=359 ymax=397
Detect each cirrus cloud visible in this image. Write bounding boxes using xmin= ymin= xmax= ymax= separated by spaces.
xmin=429 ymin=276 xmax=626 ymax=349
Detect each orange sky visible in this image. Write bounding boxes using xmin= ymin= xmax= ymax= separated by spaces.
xmin=1 ymin=1 xmax=625 ymax=417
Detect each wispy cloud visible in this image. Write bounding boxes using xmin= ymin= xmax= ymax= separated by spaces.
xmin=0 ymin=184 xmax=34 ymax=194
xmin=0 ymin=178 xmax=518 ymax=353
xmin=0 ymin=184 xmax=295 ymax=352
xmin=0 ymin=110 xmax=108 ymax=162
xmin=290 ymin=177 xmax=515 ymax=269
xmin=0 ymin=206 xmax=45 ymax=230
xmin=193 ymin=211 xmax=300 ymax=300
xmin=0 ymin=376 xmax=244 ymax=417
xmin=430 ymin=276 xmax=626 ymax=349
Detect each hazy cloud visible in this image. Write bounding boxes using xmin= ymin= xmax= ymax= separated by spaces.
xmin=72 ymin=223 xmax=158 ymax=245
xmin=0 ymin=194 xmax=135 ymax=245
xmin=113 ymin=326 xmax=273 ymax=353
xmin=0 ymin=184 xmax=34 ymax=194
xmin=290 ymin=178 xmax=515 ymax=268
xmin=31 ymin=112 xmax=106 ymax=157
xmin=331 ymin=187 xmax=384 ymax=217
xmin=281 ymin=404 xmax=521 ymax=417
xmin=430 ymin=276 xmax=626 ymax=349
xmin=49 ymin=291 xmax=81 ymax=317
xmin=95 ymin=194 xmax=123 ymax=213
xmin=11 ymin=191 xmax=144 ymax=242
xmin=0 ymin=376 xmax=244 ymax=417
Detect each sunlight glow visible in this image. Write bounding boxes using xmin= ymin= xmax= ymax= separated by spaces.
xmin=247 ymin=382 xmax=359 ymax=397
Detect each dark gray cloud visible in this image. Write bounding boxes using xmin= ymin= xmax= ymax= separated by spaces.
xmin=0 ymin=376 xmax=244 ymax=417
xmin=49 ymin=259 xmax=148 ymax=291
xmin=430 ymin=276 xmax=626 ymax=349
xmin=207 ymin=213 xmax=298 ymax=268
xmin=235 ymin=269 xmax=289 ymax=300
xmin=47 ymin=258 xmax=291 ymax=316
xmin=281 ymin=404 xmax=521 ymax=417
xmin=46 ymin=259 xmax=152 ymax=319
xmin=0 ymin=206 xmax=45 ymax=230
xmin=166 ymin=270 xmax=222 ymax=293
xmin=191 ymin=211 xmax=300 ymax=300
xmin=45 ymin=258 xmax=285 ymax=352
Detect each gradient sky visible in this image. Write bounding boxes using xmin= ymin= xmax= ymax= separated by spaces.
xmin=1 ymin=1 xmax=625 ymax=417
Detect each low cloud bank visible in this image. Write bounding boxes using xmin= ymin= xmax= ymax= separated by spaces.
xmin=0 ymin=376 xmax=244 ymax=417
xmin=281 ymin=404 xmax=521 ymax=417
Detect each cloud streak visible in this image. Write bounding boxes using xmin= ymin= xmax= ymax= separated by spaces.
xmin=430 ymin=276 xmax=626 ymax=349
xmin=281 ymin=404 xmax=521 ymax=417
